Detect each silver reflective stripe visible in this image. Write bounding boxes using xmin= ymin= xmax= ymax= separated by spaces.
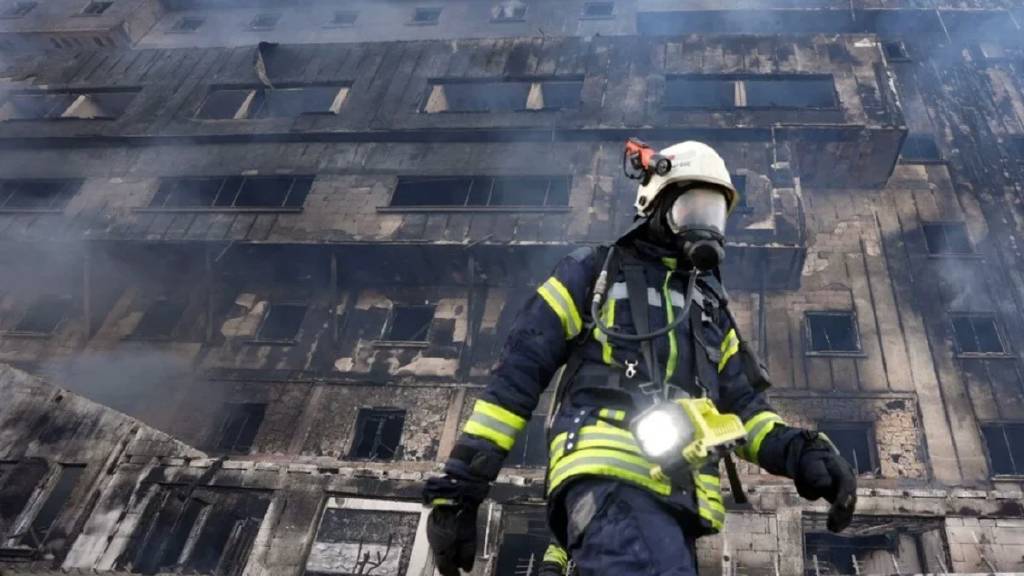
xmin=745 ymin=417 xmax=779 ymax=445
xmin=699 ymin=504 xmax=726 ymax=524
xmin=542 ymin=280 xmax=581 ymax=337
xmin=551 ymin=454 xmax=655 ymax=480
xmin=468 ymin=412 xmax=519 ymax=439
xmin=608 ymin=283 xmax=662 ymax=307
xmin=550 ymin=432 xmax=643 ymax=456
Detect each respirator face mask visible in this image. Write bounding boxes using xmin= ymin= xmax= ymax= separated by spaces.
xmin=665 ymin=185 xmax=729 ymax=271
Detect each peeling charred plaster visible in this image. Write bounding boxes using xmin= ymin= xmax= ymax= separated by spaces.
xmin=1 ymin=1 xmax=1024 ymax=575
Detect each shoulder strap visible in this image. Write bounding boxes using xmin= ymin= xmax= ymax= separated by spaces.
xmin=623 ymin=259 xmax=661 ymax=389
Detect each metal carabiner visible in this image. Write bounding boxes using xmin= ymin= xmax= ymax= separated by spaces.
xmin=625 ymin=360 xmax=638 ymax=379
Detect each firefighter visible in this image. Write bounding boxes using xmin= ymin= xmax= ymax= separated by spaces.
xmin=423 ymin=141 xmax=857 ymax=575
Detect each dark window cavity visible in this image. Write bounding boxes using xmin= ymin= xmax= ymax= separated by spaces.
xmin=0 ymin=90 xmax=135 ymax=120
xmin=496 ymin=507 xmax=552 ymax=576
xmin=664 ymin=77 xmax=736 ymax=109
xmin=731 ymin=174 xmax=749 ymax=211
xmin=922 ymin=222 xmax=972 ymax=255
xmin=818 ymin=423 xmax=877 ymax=475
xmin=250 ymin=12 xmax=280 ymax=30
xmin=390 ymin=176 xmax=570 ymax=209
xmin=1 ymin=1 xmax=36 ymax=18
xmin=0 ymin=92 xmax=75 ymax=120
xmin=18 ymin=464 xmax=85 ymax=549
xmin=328 ymin=10 xmax=357 ymax=26
xmin=952 ymin=314 xmax=1005 ymax=355
xmin=132 ymin=298 xmax=186 ymax=340
xmin=0 ymin=459 xmax=49 ymax=537
xmin=806 ymin=312 xmax=860 ymax=354
xmin=256 ymin=303 xmax=307 ymax=342
xmin=149 ymin=176 xmax=313 ymax=210
xmin=805 ymin=532 xmax=895 ymax=575
xmin=581 ymin=1 xmax=614 ymax=18
xmin=537 ymin=80 xmax=583 ymax=109
xmin=216 ymin=403 xmax=266 ymax=453
xmin=350 ymin=409 xmax=405 ymax=460
xmin=12 ymin=295 xmax=71 ymax=335
xmin=0 ymin=180 xmax=79 ymax=211
xmin=745 ymin=76 xmax=836 ymax=108
xmin=982 ymin=423 xmax=1024 ymax=476
xmin=901 ymin=134 xmax=942 ymax=162
xmin=170 ymin=15 xmax=204 ymax=32
xmin=80 ymin=1 xmax=112 ymax=15
xmin=431 ymin=80 xmax=530 ymax=113
xmin=385 ymin=305 xmax=435 ymax=342
xmin=883 ymin=40 xmax=910 ymax=61
xmin=197 ymin=86 xmax=347 ymax=119
xmin=493 ymin=1 xmax=526 ymax=22
xmin=412 ymin=7 xmax=441 ymax=24
xmin=306 ymin=505 xmax=421 ymax=576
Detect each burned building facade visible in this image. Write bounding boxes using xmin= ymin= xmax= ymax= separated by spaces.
xmin=1 ymin=0 xmax=1023 ymax=574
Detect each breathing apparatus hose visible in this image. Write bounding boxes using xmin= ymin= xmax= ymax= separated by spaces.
xmin=590 ymin=246 xmax=697 ymax=342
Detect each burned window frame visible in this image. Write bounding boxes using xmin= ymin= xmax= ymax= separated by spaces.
xmin=325 ymin=9 xmax=358 ymax=28
xmin=169 ymin=15 xmax=204 ymax=33
xmin=379 ymin=303 xmax=436 ymax=344
xmin=410 ymin=6 xmax=442 ymax=25
xmin=0 ymin=179 xmax=81 ymax=213
xmin=921 ymin=221 xmax=974 ymax=256
xmin=141 ymin=175 xmax=314 ymax=213
xmin=0 ymin=88 xmax=139 ymax=121
xmin=3 ymin=463 xmax=86 ymax=552
xmin=249 ymin=12 xmax=280 ymax=30
xmin=384 ymin=175 xmax=572 ymax=212
xmin=803 ymin=514 xmax=950 ymax=575
xmin=78 ymin=0 xmax=112 ymax=16
xmin=980 ymin=422 xmax=1024 ymax=477
xmin=804 ymin=311 xmax=863 ymax=356
xmin=491 ymin=1 xmax=527 ymax=22
xmin=901 ymin=133 xmax=943 ymax=163
xmin=663 ymin=74 xmax=839 ymax=110
xmin=422 ymin=77 xmax=584 ymax=113
xmin=129 ymin=296 xmax=188 ymax=341
xmin=5 ymin=294 xmax=73 ymax=337
xmin=214 ymin=402 xmax=267 ymax=453
xmin=252 ymin=302 xmax=308 ymax=344
xmin=0 ymin=1 xmax=36 ymax=18
xmin=816 ymin=421 xmax=879 ymax=476
xmin=950 ymin=312 xmax=1008 ymax=357
xmin=580 ymin=1 xmax=614 ymax=19
xmin=349 ymin=408 xmax=407 ymax=461
xmin=883 ymin=40 xmax=911 ymax=62
xmin=194 ymin=83 xmax=350 ymax=120
xmin=305 ymin=497 xmax=432 ymax=576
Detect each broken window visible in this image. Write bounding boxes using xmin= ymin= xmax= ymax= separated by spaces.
xmin=818 ymin=423 xmax=877 ymax=475
xmin=951 ymin=313 xmax=1004 ymax=355
xmin=1 ymin=1 xmax=36 ymax=18
xmin=197 ymin=86 xmax=347 ymax=119
xmin=306 ymin=498 xmax=422 ymax=576
xmin=806 ymin=312 xmax=860 ymax=354
xmin=327 ymin=10 xmax=357 ymax=27
xmin=120 ymin=486 xmax=270 ymax=575
xmin=981 ymin=423 xmax=1024 ymax=476
xmin=922 ymin=222 xmax=972 ymax=255
xmin=803 ymin=515 xmax=949 ymax=575
xmin=80 ymin=1 xmax=112 ymax=15
xmin=350 ymin=408 xmax=405 ymax=460
xmin=132 ymin=298 xmax=186 ymax=340
xmin=901 ymin=134 xmax=942 ymax=162
xmin=61 ymin=91 xmax=136 ymax=119
xmin=530 ymin=80 xmax=583 ymax=110
xmin=493 ymin=1 xmax=526 ymax=22
xmin=0 ymin=90 xmax=135 ymax=121
xmin=664 ymin=77 xmax=737 ymax=109
xmin=15 ymin=464 xmax=84 ymax=549
xmin=384 ymin=304 xmax=435 ymax=342
xmin=170 ymin=15 xmax=204 ymax=32
xmin=0 ymin=459 xmax=49 ymax=540
xmin=390 ymin=176 xmax=570 ymax=208
xmin=0 ymin=180 xmax=79 ymax=211
xmin=883 ymin=40 xmax=910 ymax=61
xmin=11 ymin=295 xmax=72 ymax=335
xmin=411 ymin=7 xmax=441 ymax=24
xmin=250 ymin=12 xmax=280 ymax=30
xmin=496 ymin=507 xmax=555 ymax=576
xmin=255 ymin=303 xmax=307 ymax=342
xmin=424 ymin=79 xmax=580 ymax=113
xmin=215 ymin=403 xmax=266 ymax=453
xmin=149 ymin=176 xmax=313 ymax=209
xmin=745 ymin=76 xmax=836 ymax=108
xmin=581 ymin=1 xmax=614 ymax=19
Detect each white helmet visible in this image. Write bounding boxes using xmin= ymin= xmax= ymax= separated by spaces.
xmin=634 ymin=141 xmax=738 ymax=217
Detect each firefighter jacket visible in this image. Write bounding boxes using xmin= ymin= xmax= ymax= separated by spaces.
xmin=449 ymin=239 xmax=801 ymax=540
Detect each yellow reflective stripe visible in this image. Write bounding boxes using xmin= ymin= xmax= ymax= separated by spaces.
xmin=543 ymin=544 xmax=568 ymax=567
xmin=537 ymin=277 xmax=582 ymax=340
xmin=699 ymin=504 xmax=726 ymax=529
xmin=737 ymin=411 xmax=786 ymax=464
xmin=547 ymin=448 xmax=671 ymax=496
xmin=598 ymin=408 xmax=626 ymax=421
xmin=549 ymin=425 xmax=641 ymax=461
xmin=718 ymin=329 xmax=741 ymax=373
xmin=697 ymin=474 xmax=720 ymax=491
xmin=662 ymin=271 xmax=679 ymax=381
xmin=597 ymin=300 xmax=616 ymax=364
xmin=550 ymin=435 xmax=643 ymax=463
xmin=431 ymin=498 xmax=455 ymax=506
xmin=463 ymin=400 xmax=527 ymax=450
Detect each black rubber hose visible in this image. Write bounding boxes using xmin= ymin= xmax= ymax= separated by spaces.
xmin=591 ymin=265 xmax=696 ymax=342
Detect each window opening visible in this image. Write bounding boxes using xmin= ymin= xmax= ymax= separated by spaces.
xmin=0 ymin=90 xmax=135 ymax=120
xmin=170 ymin=15 xmax=204 ymax=32
xmin=982 ymin=423 xmax=1024 ymax=475
xmin=132 ymin=298 xmax=186 ymax=340
xmin=901 ymin=134 xmax=942 ymax=162
xmin=951 ymin=314 xmax=1004 ymax=355
xmin=664 ymin=77 xmax=736 ymax=109
xmin=0 ymin=180 xmax=79 ymax=211
xmin=384 ymin=305 xmax=435 ymax=342
xmin=306 ymin=501 xmax=421 ymax=576
xmin=249 ymin=12 xmax=280 ymax=30
xmin=17 ymin=464 xmax=85 ymax=549
xmin=250 ymin=86 xmax=348 ymax=118
xmin=1 ymin=1 xmax=36 ymax=18
xmin=350 ymin=409 xmax=405 ymax=460
xmin=818 ymin=423 xmax=877 ymax=475
xmin=412 ymin=7 xmax=441 ymax=24
xmin=328 ymin=10 xmax=357 ymax=27
xmin=12 ymin=295 xmax=71 ymax=335
xmin=883 ymin=40 xmax=910 ymax=61
xmin=61 ymin=91 xmax=135 ymax=119
xmin=80 ymin=1 xmax=112 ymax=15
xmin=256 ymin=303 xmax=307 ymax=342
xmin=806 ymin=312 xmax=860 ymax=353
xmin=745 ymin=76 xmax=836 ymax=108
xmin=150 ymin=176 xmax=312 ymax=210
xmin=493 ymin=1 xmax=526 ymax=22
xmin=496 ymin=507 xmax=553 ymax=576
xmin=390 ymin=176 xmax=570 ymax=208
xmin=216 ymin=403 xmax=266 ymax=453
xmin=581 ymin=1 xmax=614 ymax=19
xmin=922 ymin=222 xmax=972 ymax=255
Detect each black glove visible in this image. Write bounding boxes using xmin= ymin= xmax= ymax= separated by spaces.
xmin=423 ymin=474 xmax=490 ymax=576
xmin=792 ymin=432 xmax=858 ymax=533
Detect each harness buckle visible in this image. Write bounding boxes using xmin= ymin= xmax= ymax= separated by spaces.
xmin=625 ymin=360 xmax=638 ymax=379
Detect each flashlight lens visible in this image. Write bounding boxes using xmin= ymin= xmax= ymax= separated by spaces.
xmin=635 ymin=410 xmax=680 ymax=458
